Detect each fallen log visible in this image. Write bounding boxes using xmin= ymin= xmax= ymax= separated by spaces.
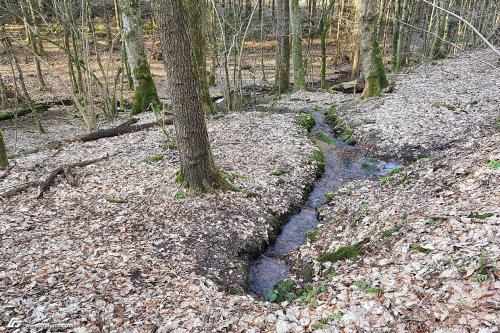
xmin=0 ymin=99 xmax=74 ymax=121
xmin=68 ymin=118 xmax=173 ymax=143
xmin=9 ymin=117 xmax=172 ymax=159
xmin=331 ymin=79 xmax=365 ymax=93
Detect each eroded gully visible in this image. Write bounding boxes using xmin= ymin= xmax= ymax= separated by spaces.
xmin=248 ymin=109 xmax=401 ymax=299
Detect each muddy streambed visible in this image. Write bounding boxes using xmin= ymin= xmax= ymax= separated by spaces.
xmin=249 ymin=110 xmax=401 ymax=299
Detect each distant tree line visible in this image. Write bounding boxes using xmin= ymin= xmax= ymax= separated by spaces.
xmin=0 ymin=0 xmax=498 ymax=191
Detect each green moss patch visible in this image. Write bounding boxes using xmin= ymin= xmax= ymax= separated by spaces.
xmin=305 ymin=228 xmax=318 ymax=242
xmin=315 ymin=130 xmax=334 ymax=144
xmin=467 ymin=212 xmax=494 ymax=219
xmin=175 ymin=191 xmax=186 ymax=199
xmin=324 ymin=105 xmax=356 ymax=145
xmin=270 ymin=169 xmax=287 ymax=176
xmin=298 ymin=283 xmax=326 ymax=307
xmin=362 ymin=157 xmax=378 ymax=171
xmin=142 ymin=154 xmax=164 ymax=164
xmin=487 ymin=160 xmax=500 ymax=169
xmin=410 ymin=243 xmax=433 ymax=254
xmin=324 ymin=105 xmax=341 ymax=129
xmin=130 ymin=58 xmax=161 ymax=115
xmin=354 ymin=279 xmax=384 ymax=294
xmin=318 ymin=241 xmax=366 ymax=263
xmin=309 ymin=149 xmax=325 ymax=175
xmin=297 ymin=113 xmax=316 ymax=132
xmin=380 ymin=167 xmax=403 ymax=185
xmin=267 ymin=279 xmax=296 ymax=303
xmin=362 ymin=39 xmax=389 ymax=98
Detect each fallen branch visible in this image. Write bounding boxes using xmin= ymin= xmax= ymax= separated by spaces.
xmin=0 ymin=99 xmax=74 ymax=121
xmin=0 ymin=181 xmax=39 ymax=198
xmin=37 ymin=155 xmax=109 ymax=198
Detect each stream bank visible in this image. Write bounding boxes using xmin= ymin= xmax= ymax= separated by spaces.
xmin=249 ymin=109 xmax=401 ymax=299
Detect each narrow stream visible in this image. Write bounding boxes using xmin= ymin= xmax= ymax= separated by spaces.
xmin=249 ymin=110 xmax=401 ymax=299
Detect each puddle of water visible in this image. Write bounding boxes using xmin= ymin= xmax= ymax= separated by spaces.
xmin=249 ymin=110 xmax=402 ymax=299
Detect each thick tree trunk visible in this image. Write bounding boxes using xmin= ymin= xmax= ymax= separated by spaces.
xmin=273 ymin=0 xmax=291 ymax=95
xmin=120 ymin=0 xmax=160 ymax=115
xmin=360 ymin=0 xmax=389 ymax=98
xmin=153 ymin=0 xmax=223 ymax=193
xmin=183 ymin=0 xmax=216 ymax=114
xmin=289 ymin=0 xmax=306 ymax=91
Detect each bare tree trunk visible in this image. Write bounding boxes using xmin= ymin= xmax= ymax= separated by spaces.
xmin=153 ymin=0 xmax=223 ymax=194
xmin=334 ymin=0 xmax=345 ymax=67
xmin=350 ymin=0 xmax=361 ymax=79
xmin=0 ymin=72 xmax=6 ymax=109
xmin=0 ymin=129 xmax=8 ymax=169
xmin=430 ymin=0 xmax=447 ymax=59
xmin=320 ymin=5 xmax=331 ymax=89
xmin=391 ymin=0 xmax=401 ymax=69
xmin=290 ymin=0 xmax=306 ymax=91
xmin=360 ymin=0 xmax=388 ymax=98
xmin=273 ymin=0 xmax=290 ymax=95
xmin=395 ymin=0 xmax=410 ymax=67
xmin=21 ymin=1 xmax=45 ymax=90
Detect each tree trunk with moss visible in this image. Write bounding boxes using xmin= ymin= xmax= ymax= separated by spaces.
xmin=273 ymin=0 xmax=290 ymax=95
xmin=183 ymin=0 xmax=216 ymax=114
xmin=360 ymin=0 xmax=389 ymax=98
xmin=153 ymin=0 xmax=223 ymax=194
xmin=289 ymin=0 xmax=306 ymax=91
xmin=120 ymin=0 xmax=160 ymax=115
xmin=0 ymin=129 xmax=8 ymax=169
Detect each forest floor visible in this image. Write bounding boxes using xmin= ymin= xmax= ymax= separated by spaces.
xmin=1 ymin=49 xmax=499 ymax=333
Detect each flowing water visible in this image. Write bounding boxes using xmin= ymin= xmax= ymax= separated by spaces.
xmin=249 ymin=110 xmax=401 ymax=299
